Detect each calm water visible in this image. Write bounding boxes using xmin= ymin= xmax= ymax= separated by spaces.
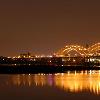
xmin=0 ymin=71 xmax=100 ymax=100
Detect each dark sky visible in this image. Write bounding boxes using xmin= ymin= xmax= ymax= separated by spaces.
xmin=0 ymin=0 xmax=100 ymax=56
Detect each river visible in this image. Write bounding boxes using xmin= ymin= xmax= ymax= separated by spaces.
xmin=0 ymin=70 xmax=100 ymax=100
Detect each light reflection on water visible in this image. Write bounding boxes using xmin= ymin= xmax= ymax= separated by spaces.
xmin=4 ymin=70 xmax=100 ymax=95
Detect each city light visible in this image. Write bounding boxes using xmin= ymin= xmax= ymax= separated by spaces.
xmin=56 ymin=42 xmax=100 ymax=57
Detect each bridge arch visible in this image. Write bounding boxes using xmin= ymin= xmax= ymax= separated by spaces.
xmin=88 ymin=43 xmax=100 ymax=56
xmin=55 ymin=45 xmax=88 ymax=57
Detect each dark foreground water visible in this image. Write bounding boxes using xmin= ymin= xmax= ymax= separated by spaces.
xmin=0 ymin=71 xmax=100 ymax=100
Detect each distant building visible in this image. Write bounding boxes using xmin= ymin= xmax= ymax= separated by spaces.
xmin=19 ymin=52 xmax=31 ymax=58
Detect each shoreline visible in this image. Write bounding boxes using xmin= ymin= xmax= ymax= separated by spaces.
xmin=0 ymin=65 xmax=99 ymax=74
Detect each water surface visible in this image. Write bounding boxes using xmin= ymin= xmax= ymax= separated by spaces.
xmin=0 ymin=70 xmax=100 ymax=100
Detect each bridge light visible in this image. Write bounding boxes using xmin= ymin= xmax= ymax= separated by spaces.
xmin=84 ymin=48 xmax=87 ymax=50
xmin=73 ymin=59 xmax=76 ymax=62
xmin=75 ymin=54 xmax=77 ymax=56
xmin=79 ymin=48 xmax=82 ymax=50
xmin=56 ymin=43 xmax=100 ymax=57
xmin=74 ymin=46 xmax=77 ymax=47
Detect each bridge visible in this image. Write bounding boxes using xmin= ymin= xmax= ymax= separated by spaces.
xmin=55 ymin=43 xmax=100 ymax=57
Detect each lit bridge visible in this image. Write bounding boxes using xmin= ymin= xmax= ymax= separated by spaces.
xmin=55 ymin=43 xmax=100 ymax=57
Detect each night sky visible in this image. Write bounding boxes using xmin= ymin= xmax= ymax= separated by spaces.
xmin=0 ymin=0 xmax=100 ymax=56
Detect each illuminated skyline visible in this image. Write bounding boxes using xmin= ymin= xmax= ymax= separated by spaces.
xmin=56 ymin=42 xmax=100 ymax=57
xmin=0 ymin=0 xmax=100 ymax=56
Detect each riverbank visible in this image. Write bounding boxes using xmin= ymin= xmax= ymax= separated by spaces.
xmin=0 ymin=65 xmax=99 ymax=74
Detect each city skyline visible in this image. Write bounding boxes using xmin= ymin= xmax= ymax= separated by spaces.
xmin=1 ymin=42 xmax=99 ymax=57
xmin=0 ymin=0 xmax=100 ymax=56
